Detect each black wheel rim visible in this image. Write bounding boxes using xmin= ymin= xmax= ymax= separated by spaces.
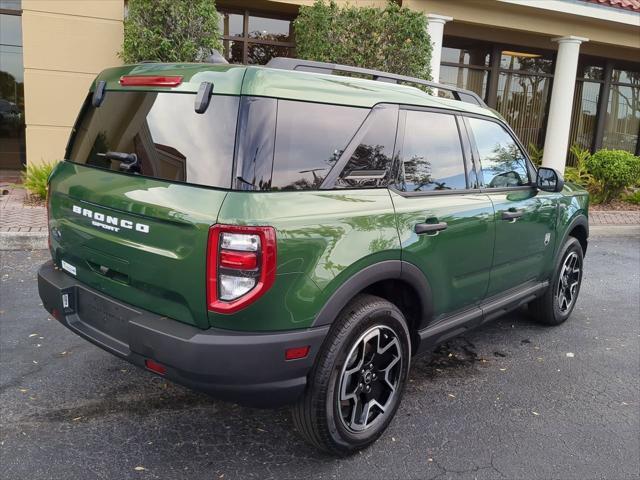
xmin=557 ymin=251 xmax=581 ymax=313
xmin=337 ymin=325 xmax=403 ymax=433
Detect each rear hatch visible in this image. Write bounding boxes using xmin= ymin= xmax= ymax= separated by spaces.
xmin=48 ymin=67 xmax=243 ymax=328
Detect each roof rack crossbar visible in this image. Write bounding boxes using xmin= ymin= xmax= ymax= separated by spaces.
xmin=265 ymin=58 xmax=487 ymax=107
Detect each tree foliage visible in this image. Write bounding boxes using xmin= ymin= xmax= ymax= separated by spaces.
xmin=294 ymin=1 xmax=432 ymax=80
xmin=121 ymin=0 xmax=222 ymax=63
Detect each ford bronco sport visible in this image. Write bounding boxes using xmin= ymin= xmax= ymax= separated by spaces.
xmin=38 ymin=58 xmax=589 ymax=455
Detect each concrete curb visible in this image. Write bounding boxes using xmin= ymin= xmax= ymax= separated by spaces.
xmin=0 ymin=231 xmax=48 ymax=251
xmin=589 ymin=225 xmax=640 ymax=237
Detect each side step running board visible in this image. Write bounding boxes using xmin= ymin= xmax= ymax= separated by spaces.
xmin=416 ymin=280 xmax=549 ymax=355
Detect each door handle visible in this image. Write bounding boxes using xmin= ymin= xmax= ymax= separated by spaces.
xmin=501 ymin=209 xmax=524 ymax=222
xmin=415 ymin=221 xmax=448 ymax=235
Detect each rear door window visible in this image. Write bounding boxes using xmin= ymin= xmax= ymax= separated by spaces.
xmin=334 ymin=106 xmax=399 ymax=189
xmin=68 ymin=92 xmax=239 ymax=188
xmin=396 ymin=110 xmax=467 ymax=192
xmin=271 ymin=100 xmax=368 ymax=190
xmin=467 ymin=117 xmax=531 ymax=188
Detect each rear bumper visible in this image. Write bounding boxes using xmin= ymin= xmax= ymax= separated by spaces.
xmin=37 ymin=261 xmax=329 ymax=407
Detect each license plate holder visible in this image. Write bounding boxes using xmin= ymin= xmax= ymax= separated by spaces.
xmin=76 ymin=288 xmax=138 ymax=342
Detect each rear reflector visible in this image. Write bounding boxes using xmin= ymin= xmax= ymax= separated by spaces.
xmin=119 ymin=75 xmax=183 ymax=87
xmin=145 ymin=359 xmax=167 ymax=375
xmin=285 ymin=346 xmax=310 ymax=361
xmin=220 ymin=250 xmax=258 ymax=270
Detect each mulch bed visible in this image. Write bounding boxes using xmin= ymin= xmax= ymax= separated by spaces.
xmin=23 ymin=193 xmax=45 ymax=208
xmin=590 ymin=200 xmax=640 ymax=211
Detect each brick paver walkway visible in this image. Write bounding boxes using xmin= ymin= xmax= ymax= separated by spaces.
xmin=0 ymin=185 xmax=47 ymax=233
xmin=589 ymin=210 xmax=640 ymax=226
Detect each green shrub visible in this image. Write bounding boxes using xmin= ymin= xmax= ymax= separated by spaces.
xmin=294 ymin=1 xmax=432 ymax=80
xmin=564 ymin=144 xmax=596 ymax=190
xmin=584 ymin=149 xmax=640 ymax=203
xmin=622 ymin=190 xmax=640 ymax=205
xmin=527 ymin=143 xmax=543 ymax=167
xmin=21 ymin=161 xmax=57 ymax=200
xmin=121 ymin=0 xmax=221 ymax=63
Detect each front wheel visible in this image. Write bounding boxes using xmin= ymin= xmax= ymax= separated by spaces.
xmin=292 ymin=294 xmax=411 ymax=455
xmin=531 ymin=236 xmax=584 ymax=326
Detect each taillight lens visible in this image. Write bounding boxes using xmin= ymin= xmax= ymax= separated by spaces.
xmin=207 ymin=225 xmax=277 ymax=313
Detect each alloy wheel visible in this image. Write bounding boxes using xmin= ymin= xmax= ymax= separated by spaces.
xmin=556 ymin=251 xmax=581 ymax=313
xmin=337 ymin=325 xmax=403 ymax=433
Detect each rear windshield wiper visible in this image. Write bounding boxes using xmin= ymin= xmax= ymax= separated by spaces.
xmin=97 ymin=151 xmax=141 ymax=174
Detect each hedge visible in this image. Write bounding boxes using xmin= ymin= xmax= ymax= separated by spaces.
xmin=294 ymin=1 xmax=432 ymax=80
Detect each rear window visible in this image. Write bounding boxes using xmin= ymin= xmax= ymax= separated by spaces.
xmin=68 ymin=92 xmax=239 ymax=188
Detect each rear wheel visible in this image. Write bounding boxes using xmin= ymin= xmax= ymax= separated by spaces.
xmin=292 ymin=294 xmax=410 ymax=455
xmin=531 ymin=236 xmax=584 ymax=326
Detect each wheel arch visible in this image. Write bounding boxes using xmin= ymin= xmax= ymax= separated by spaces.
xmin=560 ymin=213 xmax=589 ymax=257
xmin=312 ymin=260 xmax=433 ymax=352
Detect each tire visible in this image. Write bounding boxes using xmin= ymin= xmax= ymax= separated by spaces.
xmin=292 ymin=294 xmax=411 ymax=455
xmin=531 ymin=236 xmax=584 ymax=326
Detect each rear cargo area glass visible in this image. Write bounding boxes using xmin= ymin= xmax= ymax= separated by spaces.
xmin=68 ymin=92 xmax=239 ymax=188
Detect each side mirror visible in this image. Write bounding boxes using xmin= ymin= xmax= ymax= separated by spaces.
xmin=536 ymin=167 xmax=564 ymax=193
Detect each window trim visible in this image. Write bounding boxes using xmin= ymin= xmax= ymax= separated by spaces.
xmin=387 ymin=105 xmax=476 ymax=197
xmin=462 ymin=112 xmax=537 ymax=191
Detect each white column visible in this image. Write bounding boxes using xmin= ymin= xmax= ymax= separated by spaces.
xmin=426 ymin=14 xmax=452 ymax=82
xmin=542 ymin=36 xmax=588 ymax=173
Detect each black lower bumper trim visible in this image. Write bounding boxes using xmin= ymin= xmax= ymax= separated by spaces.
xmin=37 ymin=261 xmax=329 ymax=407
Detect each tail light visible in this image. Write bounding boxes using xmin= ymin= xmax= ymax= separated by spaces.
xmin=207 ymin=225 xmax=277 ymax=313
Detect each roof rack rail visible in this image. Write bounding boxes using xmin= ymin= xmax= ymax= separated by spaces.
xmin=266 ymin=57 xmax=487 ymax=107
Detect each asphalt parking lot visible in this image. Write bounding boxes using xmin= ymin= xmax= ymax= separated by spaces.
xmin=1 ymin=231 xmax=638 ymax=480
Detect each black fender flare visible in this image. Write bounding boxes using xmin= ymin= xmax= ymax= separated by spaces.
xmin=558 ymin=213 xmax=589 ymax=258
xmin=311 ymin=260 xmax=433 ymax=329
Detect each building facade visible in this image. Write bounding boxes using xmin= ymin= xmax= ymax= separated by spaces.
xmin=0 ymin=0 xmax=638 ymax=172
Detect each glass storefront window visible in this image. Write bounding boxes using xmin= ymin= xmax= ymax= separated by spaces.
xmin=568 ymin=81 xmax=601 ymax=159
xmin=441 ymin=41 xmax=491 ymax=67
xmin=612 ymin=68 xmax=640 ymax=85
xmin=0 ymin=10 xmax=25 ymax=170
xmin=218 ymin=12 xmax=244 ymax=37
xmin=440 ymin=36 xmax=639 ymax=156
xmin=439 ymin=65 xmax=488 ymax=101
xmin=248 ymin=15 xmax=291 ymax=41
xmin=603 ymin=82 xmax=640 ymax=153
xmin=248 ymin=43 xmax=292 ymax=65
xmin=218 ymin=9 xmax=294 ymax=65
xmin=222 ymin=39 xmax=243 ymax=64
xmin=496 ymin=72 xmax=551 ymax=150
xmin=577 ymin=57 xmax=605 ymax=81
xmin=500 ymin=50 xmax=554 ymax=74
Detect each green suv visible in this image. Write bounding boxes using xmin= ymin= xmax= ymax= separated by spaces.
xmin=37 ymin=58 xmax=589 ymax=455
